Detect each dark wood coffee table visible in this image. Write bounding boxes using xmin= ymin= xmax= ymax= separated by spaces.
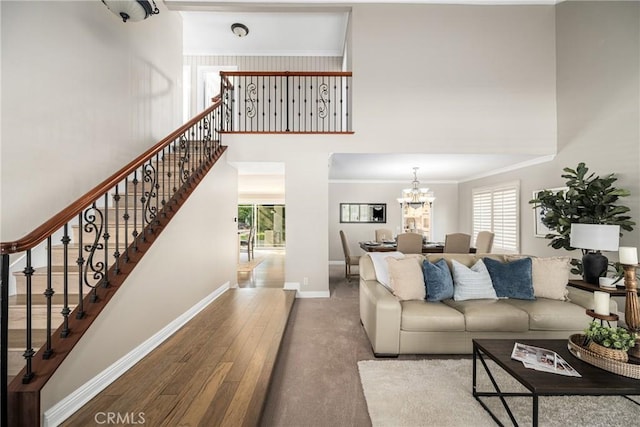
xmin=473 ymin=339 xmax=640 ymax=426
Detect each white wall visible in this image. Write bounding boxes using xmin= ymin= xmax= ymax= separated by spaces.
xmin=328 ymin=181 xmax=459 ymax=261
xmin=349 ymin=4 xmax=557 ymax=154
xmin=41 ymin=154 xmax=238 ymax=414
xmin=458 ymin=1 xmax=640 ymax=260
xmin=226 ymin=134 xmax=331 ymax=295
xmin=1 ymin=0 xmax=183 ymax=240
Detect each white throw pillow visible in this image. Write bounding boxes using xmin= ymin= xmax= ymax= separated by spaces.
xmin=506 ymin=255 xmax=571 ymax=301
xmin=387 ymin=257 xmax=426 ymax=301
xmin=451 ymin=259 xmax=498 ymax=301
xmin=368 ymin=251 xmax=405 ymax=291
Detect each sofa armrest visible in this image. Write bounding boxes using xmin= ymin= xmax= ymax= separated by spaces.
xmin=568 ymin=286 xmax=619 ymax=315
xmin=359 ymin=278 xmax=401 ymax=356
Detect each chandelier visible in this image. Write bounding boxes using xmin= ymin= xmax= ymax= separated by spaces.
xmin=397 ymin=167 xmax=435 ymax=209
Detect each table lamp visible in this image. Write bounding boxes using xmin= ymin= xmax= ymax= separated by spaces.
xmin=570 ymin=223 xmax=620 ymax=285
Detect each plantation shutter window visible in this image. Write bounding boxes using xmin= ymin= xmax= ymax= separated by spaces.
xmin=472 ymin=183 xmax=519 ymax=253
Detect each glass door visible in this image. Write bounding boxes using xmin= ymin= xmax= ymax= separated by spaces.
xmin=238 ymin=204 xmax=286 ymax=248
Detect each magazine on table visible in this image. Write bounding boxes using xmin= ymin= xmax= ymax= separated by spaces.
xmin=511 ymin=342 xmax=581 ymax=377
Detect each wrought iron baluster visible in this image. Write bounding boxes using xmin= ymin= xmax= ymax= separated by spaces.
xmin=132 ymin=171 xmax=139 ymax=251
xmin=22 ymin=250 xmax=35 ymax=383
xmin=124 ymin=175 xmax=130 ymax=262
xmin=277 ymin=76 xmax=282 ymax=131
xmin=76 ymin=213 xmax=85 ymax=319
xmin=113 ymin=186 xmax=121 ymax=274
xmin=103 ymin=194 xmax=110 ymax=288
xmin=286 ymin=74 xmax=290 ymax=132
xmin=43 ymin=237 xmax=53 ymax=359
xmin=298 ymin=77 xmax=302 ymax=132
xmin=161 ymin=150 xmax=167 ymax=216
xmin=140 ymin=165 xmax=147 ymax=240
xmin=61 ymin=224 xmax=70 ymax=337
xmin=346 ymin=79 xmax=350 ymax=131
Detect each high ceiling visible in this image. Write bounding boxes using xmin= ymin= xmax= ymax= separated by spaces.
xmin=167 ymin=0 xmax=556 ymax=185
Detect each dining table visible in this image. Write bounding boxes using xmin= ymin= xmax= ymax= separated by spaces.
xmin=358 ymin=241 xmax=476 ymax=254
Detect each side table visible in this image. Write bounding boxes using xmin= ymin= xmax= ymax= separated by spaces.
xmin=567 ymin=279 xmax=627 ymax=296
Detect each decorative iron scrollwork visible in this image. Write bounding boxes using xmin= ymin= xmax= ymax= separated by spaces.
xmin=142 ymin=162 xmax=158 ymax=225
xmin=246 ymin=82 xmax=257 ymax=118
xmin=318 ymin=83 xmax=329 ymax=119
xmin=82 ymin=205 xmax=105 ymax=292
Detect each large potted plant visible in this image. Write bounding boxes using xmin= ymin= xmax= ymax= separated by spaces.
xmin=529 ymin=163 xmax=635 ymax=276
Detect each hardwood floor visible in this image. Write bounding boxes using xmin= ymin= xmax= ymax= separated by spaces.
xmin=237 ymin=249 xmax=285 ymax=288
xmin=62 ymin=250 xmax=292 ymax=426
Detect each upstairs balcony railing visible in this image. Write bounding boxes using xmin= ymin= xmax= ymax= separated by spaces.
xmin=1 ymin=98 xmax=226 ymax=427
xmin=220 ymin=71 xmax=352 ymax=134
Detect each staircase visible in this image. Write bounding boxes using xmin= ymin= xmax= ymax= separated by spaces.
xmin=2 ymin=100 xmax=225 ymax=426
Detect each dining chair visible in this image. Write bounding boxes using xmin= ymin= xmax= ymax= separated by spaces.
xmin=240 ymin=227 xmax=255 ymax=261
xmin=396 ymin=232 xmax=423 ymax=254
xmin=475 ymin=231 xmax=495 ymax=254
xmin=340 ymin=230 xmax=360 ymax=282
xmin=443 ymin=233 xmax=471 ymax=253
xmin=375 ymin=228 xmax=393 ymax=243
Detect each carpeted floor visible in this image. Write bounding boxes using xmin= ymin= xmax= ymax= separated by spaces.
xmin=358 ymin=358 xmax=640 ymax=427
xmin=261 ymin=263 xmax=640 ymax=427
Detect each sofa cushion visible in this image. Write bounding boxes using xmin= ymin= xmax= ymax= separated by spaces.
xmin=504 ymin=298 xmax=590 ymax=331
xmin=506 ymin=255 xmax=571 ymax=301
xmin=387 ymin=257 xmax=426 ymax=301
xmin=400 ymin=300 xmax=465 ymax=332
xmin=443 ymin=299 xmax=529 ymax=332
xmin=483 ymin=257 xmax=535 ymax=300
xmin=423 ymin=258 xmax=454 ymax=302
xmin=451 ymin=259 xmax=498 ymax=301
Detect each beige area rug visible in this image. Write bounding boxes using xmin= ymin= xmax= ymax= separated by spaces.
xmin=358 ymin=358 xmax=640 ymax=427
xmin=237 ymin=257 xmax=264 ymax=272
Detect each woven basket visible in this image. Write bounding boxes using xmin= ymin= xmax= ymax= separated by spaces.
xmin=568 ymin=334 xmax=640 ymax=379
xmin=587 ymin=340 xmax=629 ymax=362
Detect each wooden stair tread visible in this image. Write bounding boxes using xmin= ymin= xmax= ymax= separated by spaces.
xmin=10 ymin=294 xmax=77 ymax=305
xmin=8 ymin=329 xmax=49 ymax=348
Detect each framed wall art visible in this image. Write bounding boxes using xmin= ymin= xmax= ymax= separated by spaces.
xmin=340 ymin=203 xmax=386 ymax=223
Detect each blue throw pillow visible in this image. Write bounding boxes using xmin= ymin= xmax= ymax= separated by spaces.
xmin=483 ymin=257 xmax=535 ymax=300
xmin=423 ymin=258 xmax=454 ymax=301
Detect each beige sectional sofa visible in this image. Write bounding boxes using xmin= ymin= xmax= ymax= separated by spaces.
xmin=359 ymin=253 xmax=616 ymax=356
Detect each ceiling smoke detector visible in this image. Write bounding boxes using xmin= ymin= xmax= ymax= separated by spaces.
xmin=231 ymin=23 xmax=249 ymax=37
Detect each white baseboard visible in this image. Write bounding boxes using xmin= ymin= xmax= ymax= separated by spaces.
xmin=298 ymin=290 xmax=330 ymax=298
xmin=283 ymin=282 xmax=329 ymax=298
xmin=43 ymin=282 xmax=230 ymax=427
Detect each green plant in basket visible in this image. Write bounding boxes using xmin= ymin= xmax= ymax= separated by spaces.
xmin=584 ymin=321 xmax=637 ymax=351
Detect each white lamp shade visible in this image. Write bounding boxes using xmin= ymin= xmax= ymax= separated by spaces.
xmin=570 ymin=223 xmax=620 ymax=251
xmin=619 ymin=246 xmax=639 ymax=265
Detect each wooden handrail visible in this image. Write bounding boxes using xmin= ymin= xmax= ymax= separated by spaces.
xmin=220 ymin=71 xmax=352 ymax=77
xmin=0 ymin=100 xmax=222 ymax=255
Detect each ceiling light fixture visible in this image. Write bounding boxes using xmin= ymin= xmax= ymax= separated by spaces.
xmin=231 ymin=23 xmax=249 ymax=37
xmin=397 ymin=167 xmax=435 ymax=209
xmin=102 ymin=0 xmax=160 ymax=23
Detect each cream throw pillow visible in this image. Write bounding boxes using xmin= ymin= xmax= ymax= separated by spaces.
xmin=505 ymin=255 xmax=571 ymax=301
xmin=387 ymin=257 xmax=426 ymax=301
